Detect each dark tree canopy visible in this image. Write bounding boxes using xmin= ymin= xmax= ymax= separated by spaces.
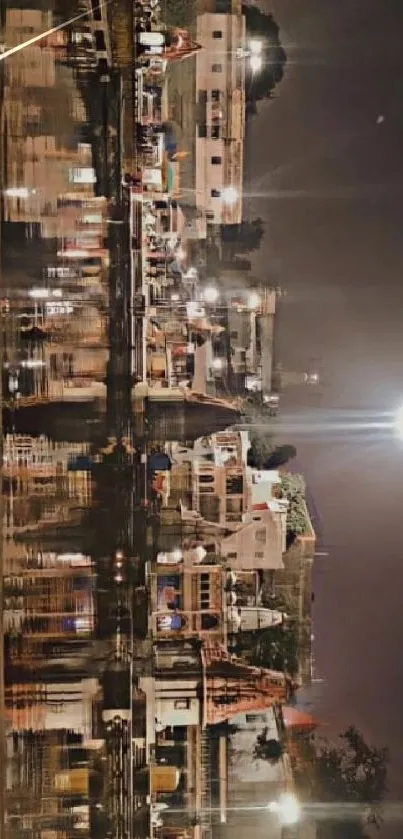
xmin=247 ymin=434 xmax=274 ymax=469
xmin=242 ymin=6 xmax=287 ymax=110
xmin=265 ymin=444 xmax=297 ymax=469
xmin=297 ymin=727 xmax=388 ymax=839
xmin=315 ymin=726 xmax=388 ymax=807
xmin=222 ymin=218 xmax=265 ymax=253
xmin=247 ymin=438 xmax=297 ymax=470
xmin=249 ymin=623 xmax=300 ymax=676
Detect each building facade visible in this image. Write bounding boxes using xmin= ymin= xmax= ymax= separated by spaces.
xmin=195 ymin=3 xmax=245 ymax=225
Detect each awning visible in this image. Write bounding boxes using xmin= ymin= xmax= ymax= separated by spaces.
xmin=282 ymin=706 xmax=319 ymax=732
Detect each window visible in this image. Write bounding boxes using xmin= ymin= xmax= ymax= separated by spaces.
xmin=212 ymin=30 xmax=223 ymax=39
xmin=198 ymin=124 xmax=207 ymax=138
xmin=226 ymin=475 xmax=243 ymax=495
xmin=227 ymin=551 xmax=237 ymax=559
xmin=211 ymin=155 xmax=222 ymax=165
xmin=211 ymin=189 xmax=221 ymax=198
xmin=69 ymin=167 xmax=96 ymax=185
xmin=255 ymin=528 xmax=266 ymax=544
xmin=255 ymin=551 xmax=264 ymax=560
xmin=212 ymin=63 xmax=222 ymax=73
xmin=91 ymin=0 xmax=102 ymax=19
xmin=94 ymin=30 xmax=106 ymax=51
xmin=246 ymin=713 xmax=267 ymax=723
xmin=200 ymin=573 xmax=210 ymax=609
xmin=199 ymin=473 xmax=214 ymax=483
xmin=211 ymin=125 xmax=221 ymax=139
xmin=211 ymin=89 xmax=221 ymax=101
xmin=174 ymin=699 xmax=191 ymax=710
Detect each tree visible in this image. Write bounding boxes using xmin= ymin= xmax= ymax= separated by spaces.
xmin=248 ymin=623 xmax=300 ymax=676
xmin=222 ymin=218 xmax=265 ymax=253
xmin=265 ymin=444 xmax=297 ymax=469
xmin=247 ymin=434 xmax=274 ymax=469
xmin=281 ymin=473 xmax=308 ymax=544
xmin=247 ymin=439 xmax=297 ymax=471
xmin=242 ymin=6 xmax=287 ymax=110
xmin=300 ymin=727 xmax=389 ymax=837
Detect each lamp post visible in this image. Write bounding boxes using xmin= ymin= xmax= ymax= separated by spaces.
xmin=237 ymin=40 xmax=264 ymax=74
xmin=268 ymin=792 xmax=302 ymax=826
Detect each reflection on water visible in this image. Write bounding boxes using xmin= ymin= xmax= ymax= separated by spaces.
xmin=0 ymin=2 xmax=316 ymax=839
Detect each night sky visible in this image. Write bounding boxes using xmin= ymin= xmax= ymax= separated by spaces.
xmin=248 ymin=0 xmax=403 ymax=830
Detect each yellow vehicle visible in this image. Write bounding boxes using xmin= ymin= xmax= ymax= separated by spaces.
xmin=54 ymin=767 xmax=89 ymax=796
xmin=151 ymin=765 xmax=181 ymax=793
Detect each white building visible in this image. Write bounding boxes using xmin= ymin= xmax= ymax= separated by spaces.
xmin=195 ymin=2 xmax=246 ymax=226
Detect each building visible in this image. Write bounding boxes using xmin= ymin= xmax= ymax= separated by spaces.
xmin=151 ymin=640 xmax=294 ymax=730
xmin=249 ymin=467 xmax=289 ymax=552
xmin=2 ymin=435 xmax=93 ymax=538
xmin=195 ymin=2 xmax=245 ymax=226
xmin=2 ymin=8 xmax=96 ymax=237
xmin=219 ymin=505 xmax=284 ymax=571
xmin=166 ymin=431 xmax=250 ymax=526
xmin=150 ymin=563 xmax=226 ymax=642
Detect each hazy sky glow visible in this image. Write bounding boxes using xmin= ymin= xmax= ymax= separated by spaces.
xmin=248 ymin=2 xmax=403 ymax=833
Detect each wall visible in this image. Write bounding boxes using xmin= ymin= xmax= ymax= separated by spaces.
xmin=195 ymin=11 xmax=245 ymax=225
xmin=220 ymin=508 xmax=284 ymax=570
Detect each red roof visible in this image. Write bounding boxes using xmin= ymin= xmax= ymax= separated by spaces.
xmin=282 ymin=705 xmax=319 ymax=731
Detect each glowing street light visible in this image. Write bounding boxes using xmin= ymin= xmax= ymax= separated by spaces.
xmin=4 ymin=187 xmax=36 ymax=198
xmin=248 ymin=291 xmax=261 ymax=310
xmin=211 ymin=357 xmax=224 ymax=372
xmin=221 ymin=186 xmax=239 ymax=206
xmin=394 ymin=406 xmax=403 ymax=439
xmin=249 ymin=39 xmax=263 ymax=55
xmin=268 ymin=792 xmax=302 ymax=826
xmin=203 ymin=285 xmax=219 ymax=305
xmin=250 ymin=54 xmax=263 ymax=74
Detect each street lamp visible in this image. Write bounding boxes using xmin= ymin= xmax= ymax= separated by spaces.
xmin=248 ymin=291 xmax=261 ymax=310
xmin=4 ymin=187 xmax=37 ymax=198
xmin=394 ymin=406 xmax=403 ymax=439
xmin=221 ymin=186 xmax=239 ymax=206
xmin=249 ymin=39 xmax=263 ymax=55
xmin=203 ymin=285 xmax=219 ymax=305
xmin=249 ymin=54 xmax=263 ymax=74
xmin=268 ymin=792 xmax=302 ymax=826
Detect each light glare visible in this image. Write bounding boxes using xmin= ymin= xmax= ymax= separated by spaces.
xmin=221 ymin=186 xmax=239 ymax=205
xmin=272 ymin=793 xmax=302 ymax=826
xmin=250 ymin=55 xmax=263 ymax=74
xmin=204 ymin=286 xmax=219 ymax=304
